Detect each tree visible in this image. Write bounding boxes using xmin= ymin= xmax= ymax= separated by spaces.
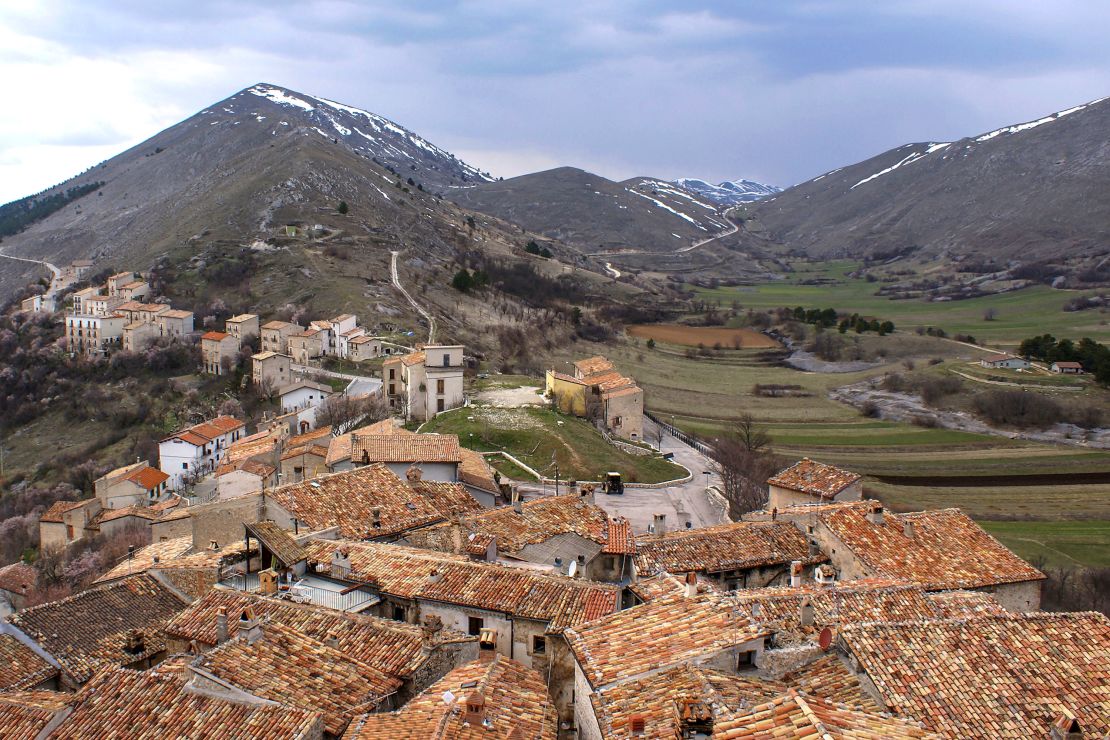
xmin=337 ymin=201 xmax=349 ymax=214
xmin=316 ymin=392 xmax=389 ymax=435
xmin=710 ymin=414 xmax=780 ymax=519
xmin=452 ymin=269 xmax=473 ymax=292
xmin=646 ymin=338 xmax=655 ymax=349
xmin=525 ymin=241 xmax=542 ymax=256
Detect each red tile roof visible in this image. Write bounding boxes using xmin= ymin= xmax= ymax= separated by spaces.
xmin=0 ymin=634 xmax=58 ymax=691
xmin=201 ymin=331 xmax=229 ymax=341
xmin=51 ymin=667 xmax=322 ymax=739
xmin=841 ymin=612 xmax=1110 ymax=738
xmin=0 ymin=561 xmax=37 ymax=595
xmin=713 ymin=690 xmax=937 ymax=738
xmin=0 ymin=690 xmax=74 ymax=740
xmin=350 ymin=433 xmax=462 ymax=463
xmin=122 ymin=465 xmax=168 ymax=490
xmin=39 ymin=500 xmax=88 ymax=523
xmin=634 ymin=520 xmax=822 ymax=575
xmin=767 ymin=458 xmax=861 ymax=498
xmin=343 ymin=655 xmax=557 ymax=739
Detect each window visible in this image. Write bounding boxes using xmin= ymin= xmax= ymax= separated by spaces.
xmin=389 ymin=368 xmax=396 ymax=380
xmin=392 ymin=606 xmax=406 ymax=622
xmin=468 ymin=616 xmax=484 ymax=636
xmin=737 ymin=650 xmax=756 ymax=671
xmin=436 ymin=379 xmax=445 ymax=394
xmin=437 ymin=398 xmax=445 ymax=412
xmin=66 ymin=524 xmax=74 ymax=540
xmin=532 ymin=635 xmax=546 ymax=655
xmin=182 ymin=463 xmax=188 ymax=470
xmin=442 ymin=354 xmax=450 ymax=367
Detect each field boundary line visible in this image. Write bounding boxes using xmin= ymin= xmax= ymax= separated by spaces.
xmin=950 ymin=368 xmax=1083 ymax=391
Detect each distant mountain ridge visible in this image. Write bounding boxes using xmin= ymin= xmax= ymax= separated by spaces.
xmin=745 ymin=94 xmax=1110 ymax=264
xmin=673 ymin=178 xmax=781 ymax=206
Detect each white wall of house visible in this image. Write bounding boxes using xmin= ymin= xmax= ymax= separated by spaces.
xmin=280 ymin=387 xmax=332 ymax=414
xmin=383 ymin=461 xmax=458 ymax=482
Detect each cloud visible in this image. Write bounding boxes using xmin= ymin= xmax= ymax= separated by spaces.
xmin=1 ymin=0 xmax=1109 ymax=202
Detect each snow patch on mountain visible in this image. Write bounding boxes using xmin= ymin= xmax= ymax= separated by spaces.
xmin=674 ymin=178 xmax=781 ymax=206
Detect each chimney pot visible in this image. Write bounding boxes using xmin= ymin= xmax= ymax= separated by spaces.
xmin=867 ymin=504 xmax=884 ymax=525
xmin=684 ymin=571 xmax=697 ymax=598
xmin=790 ymin=560 xmax=803 ymax=587
xmin=799 ymin=596 xmax=815 ymax=627
xmin=216 ymin=606 xmax=229 ymax=644
xmin=428 ymin=569 xmax=442 ymax=584
xmin=653 ymin=513 xmax=666 ymax=536
xmin=512 ymin=492 xmax=523 ymax=514
xmin=903 ymin=520 xmax=915 ymax=539
xmin=325 ymin=631 xmax=340 ymax=650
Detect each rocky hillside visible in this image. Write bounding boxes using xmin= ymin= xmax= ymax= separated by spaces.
xmin=743 ymin=95 xmax=1110 ymax=266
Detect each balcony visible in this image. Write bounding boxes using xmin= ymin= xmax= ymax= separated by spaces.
xmin=219 ymin=572 xmax=380 ymax=612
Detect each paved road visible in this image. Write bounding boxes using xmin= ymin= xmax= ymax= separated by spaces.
xmin=517 ymin=419 xmax=727 ymax=534
xmin=0 ymin=248 xmax=68 ymax=299
xmin=291 ymin=363 xmax=382 ymax=396
xmin=390 ymin=250 xmax=437 ymax=343
xmin=675 ymin=209 xmax=739 ymax=253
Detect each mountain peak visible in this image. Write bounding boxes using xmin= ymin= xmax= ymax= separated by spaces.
xmin=674 ymin=177 xmax=780 ymax=206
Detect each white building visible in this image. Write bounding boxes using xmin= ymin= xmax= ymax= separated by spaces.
xmin=158 ymin=415 xmax=246 ymax=490
xmin=65 ymin=313 xmax=126 ymax=357
xmin=384 ymin=345 xmax=466 ymax=421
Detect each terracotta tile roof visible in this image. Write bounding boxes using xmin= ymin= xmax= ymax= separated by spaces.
xmin=816 ymin=501 xmax=1045 ymax=590
xmin=174 ymin=430 xmax=211 ymax=447
xmin=406 ymin=495 xmax=612 ymax=555
xmin=588 ymin=663 xmax=785 ymax=738
xmin=0 ymin=561 xmax=37 ymax=595
xmin=200 ymin=330 xmax=229 ymax=341
xmin=0 ymin=690 xmax=75 ymax=740
xmin=574 ymin=356 xmax=614 ymax=377
xmin=325 ymin=419 xmax=409 ymax=466
xmin=634 ymin=520 xmax=823 ymax=576
xmin=350 ymin=335 xmax=376 ymax=344
xmin=401 ymin=350 xmax=426 ymax=367
xmin=164 ymin=415 xmax=244 ymax=445
xmin=219 ymin=428 xmax=280 ymax=468
xmin=122 ymin=465 xmax=168 ymax=490
xmin=89 ymin=504 xmax=161 ymax=526
xmin=729 ymin=579 xmax=943 ymax=640
xmin=93 ymin=536 xmax=251 ymax=586
xmin=713 ymin=690 xmax=937 ymax=738
xmin=603 ymin=516 xmax=637 ymax=555
xmin=226 ymin=313 xmax=257 ymax=324
xmin=779 ymin=654 xmax=881 ymax=711
xmin=767 ymin=458 xmax=861 ymax=498
xmin=1054 ymin=361 xmax=1083 ymax=369
xmin=343 ymin=655 xmax=557 ymax=740
xmin=267 ymin=464 xmax=470 ymax=538
xmin=350 ymin=433 xmax=462 ymax=464
xmin=288 ymin=425 xmax=334 ymax=446
xmin=216 ymin=457 xmax=276 ymax=479
xmin=261 ymin=320 xmax=298 ymax=330
xmin=163 ymin=589 xmax=468 ymax=676
xmin=305 ymin=539 xmax=619 ymax=631
xmin=9 ymin=574 xmax=190 ymax=684
xmin=409 ymin=479 xmax=484 ymax=518
xmin=195 ymin=621 xmax=400 ymax=736
xmin=158 ymin=309 xmax=193 ymax=319
xmin=93 ymin=536 xmax=192 ymax=583
xmin=277 ymin=379 xmax=332 ymax=395
xmin=458 ymin=447 xmax=499 ymax=493
xmin=565 ymin=592 xmax=771 ymax=689
xmin=0 ymin=634 xmax=59 ymax=691
xmin=39 ymin=499 xmax=88 ymax=523
xmin=923 ymin=589 xmax=1009 ymax=619
xmin=114 ymin=300 xmax=146 ymax=312
xmin=51 ymin=667 xmax=322 ymax=739
xmin=841 ymin=612 xmax=1110 ymax=738
xmin=626 ymin=571 xmax=724 ymax=602
xmin=245 ymin=520 xmax=308 ymax=565
xmin=602 ymin=385 xmax=643 ymax=400
xmin=549 ymin=370 xmax=586 ymax=385
xmin=341 ymin=327 xmax=364 ymax=337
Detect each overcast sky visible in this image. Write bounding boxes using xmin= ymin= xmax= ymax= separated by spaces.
xmin=3 ymin=1 xmax=1110 ymax=203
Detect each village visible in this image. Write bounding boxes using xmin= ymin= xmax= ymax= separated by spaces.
xmin=0 ymin=262 xmax=1107 ymax=739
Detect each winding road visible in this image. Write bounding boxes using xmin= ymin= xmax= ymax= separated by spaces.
xmin=674 ymin=209 xmax=740 ymax=253
xmin=390 ymin=250 xmax=437 ymax=344
xmin=0 ymin=249 xmax=66 ymax=299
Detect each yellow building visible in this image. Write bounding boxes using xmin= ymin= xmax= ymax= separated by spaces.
xmin=545 ymin=370 xmax=588 ymax=417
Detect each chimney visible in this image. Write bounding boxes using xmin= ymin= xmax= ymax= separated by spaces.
xmin=1050 ymin=712 xmax=1084 ymax=740
xmin=867 ymin=504 xmax=884 ymax=525
xmin=771 ymin=507 xmax=778 ymax=521
xmin=684 ymin=571 xmax=698 ymax=598
xmin=421 ymin=615 xmax=443 ymax=655
xmin=216 ymin=606 xmax=229 ymax=644
xmin=579 ymin=483 xmax=595 ymax=505
xmin=371 ymin=508 xmax=382 ymax=529
xmin=553 ymin=557 xmax=564 ymax=574
xmin=790 ymin=560 xmax=803 ymax=587
xmin=427 ymin=569 xmax=442 ymax=584
xmin=208 ymin=539 xmax=220 ymax=551
xmin=512 ymin=491 xmax=523 ymax=514
xmin=331 ymin=548 xmax=352 ymax=578
xmin=629 ymin=714 xmax=646 ymax=735
xmin=464 ymin=693 xmax=486 ymax=726
xmin=238 ymin=607 xmax=263 ymax=645
xmin=799 ymin=596 xmax=815 ymax=627
xmin=406 ymin=464 xmax=423 ymax=483
xmin=903 ymin=520 xmax=915 ymax=540
xmin=678 ymin=699 xmax=713 ymax=737
xmin=324 ymin=631 xmax=340 ymax=650
xmin=122 ymin=629 xmax=146 ymax=656
xmin=653 ymin=513 xmax=666 ymax=537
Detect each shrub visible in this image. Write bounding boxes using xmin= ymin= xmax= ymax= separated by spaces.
xmin=973 ymin=390 xmax=1062 ymax=428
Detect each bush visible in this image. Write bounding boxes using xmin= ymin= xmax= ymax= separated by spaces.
xmin=920 ymin=376 xmax=963 ymax=406
xmin=973 ymin=390 xmax=1063 ymax=428
xmin=860 ymin=401 xmax=880 ymax=418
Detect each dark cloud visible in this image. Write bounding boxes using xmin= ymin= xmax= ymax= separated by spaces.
xmin=2 ymin=0 xmax=1110 ymax=202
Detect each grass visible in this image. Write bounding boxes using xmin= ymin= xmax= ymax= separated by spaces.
xmin=699 ymin=260 xmax=1110 ymax=347
xmin=979 ymin=520 xmax=1110 ymax=568
xmin=487 ymin=455 xmax=539 ymax=482
xmin=421 ymin=406 xmax=687 ymax=484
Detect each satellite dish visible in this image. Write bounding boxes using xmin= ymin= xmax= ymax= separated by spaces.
xmin=568 ymin=560 xmax=578 ymax=578
xmin=818 ymin=626 xmax=833 ymax=651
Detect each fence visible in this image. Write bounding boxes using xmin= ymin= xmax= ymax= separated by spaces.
xmin=645 ymin=411 xmax=715 ymax=457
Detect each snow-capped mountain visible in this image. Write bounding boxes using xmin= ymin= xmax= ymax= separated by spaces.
xmin=674 ymin=178 xmax=781 ymax=206
xmin=219 ymin=83 xmax=494 ymax=190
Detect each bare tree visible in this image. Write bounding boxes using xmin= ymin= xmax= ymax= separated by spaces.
xmin=317 ymin=392 xmax=390 ymax=435
xmin=710 ymin=415 xmax=781 ymax=519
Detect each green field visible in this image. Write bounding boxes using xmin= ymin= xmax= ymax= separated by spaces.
xmin=980 ymin=520 xmax=1110 ymax=568
xmin=699 ymin=259 xmax=1110 ymax=347
xmin=421 ymin=406 xmax=687 ymax=484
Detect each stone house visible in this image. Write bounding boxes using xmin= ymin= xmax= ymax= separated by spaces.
xmin=94 ymin=461 xmax=170 ymax=509
xmin=550 ymin=355 xmax=646 ymax=441
xmin=278 ymin=379 xmax=334 ymax=416
xmin=121 ymin=320 xmax=160 ymax=352
xmin=384 ymin=345 xmax=466 ymax=421
xmin=260 ymin=320 xmax=302 ymax=354
xmin=0 ymin=563 xmax=39 ymax=617
xmin=251 ymin=351 xmax=291 ymax=390
xmin=19 ymin=294 xmax=55 ymax=313
xmin=279 ymin=426 xmax=333 ymax=483
xmin=201 ymin=331 xmax=239 ymax=375
xmin=337 ymin=326 xmax=366 ymax=358
xmin=38 ymin=499 xmax=101 ymax=550
xmin=64 ymin=313 xmax=125 ymax=356
xmin=766 ymin=458 xmax=864 ymax=509
xmin=756 ymin=499 xmax=1045 ymax=611
xmin=69 ymin=286 xmax=101 ymax=313
xmin=158 ymin=415 xmax=246 ymax=490
xmin=327 ymin=314 xmax=357 ymax=354
xmin=116 ymin=280 xmax=150 ymax=301
xmin=224 ymin=313 xmax=260 ymax=346
xmin=289 ymin=329 xmax=325 ymax=364
xmin=84 ymin=295 xmax=126 ymax=316
xmin=156 ymin=309 xmax=194 ymax=339
xmin=344 ymin=433 xmax=463 ymax=481
xmin=348 ymin=335 xmax=382 ymax=362
xmin=545 ymin=371 xmax=588 ymax=416
xmin=106 ymin=271 xmax=140 ymax=296
xmin=302 ymin=538 xmax=620 ymax=726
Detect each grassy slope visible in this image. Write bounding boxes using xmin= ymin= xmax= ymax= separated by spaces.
xmin=421 ymin=406 xmax=687 ymax=484
xmin=699 ymin=259 xmax=1110 ymax=347
xmin=980 ymin=520 xmax=1110 ymax=568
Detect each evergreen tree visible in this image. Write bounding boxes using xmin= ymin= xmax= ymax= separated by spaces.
xmin=337 ymin=201 xmax=349 ymax=214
